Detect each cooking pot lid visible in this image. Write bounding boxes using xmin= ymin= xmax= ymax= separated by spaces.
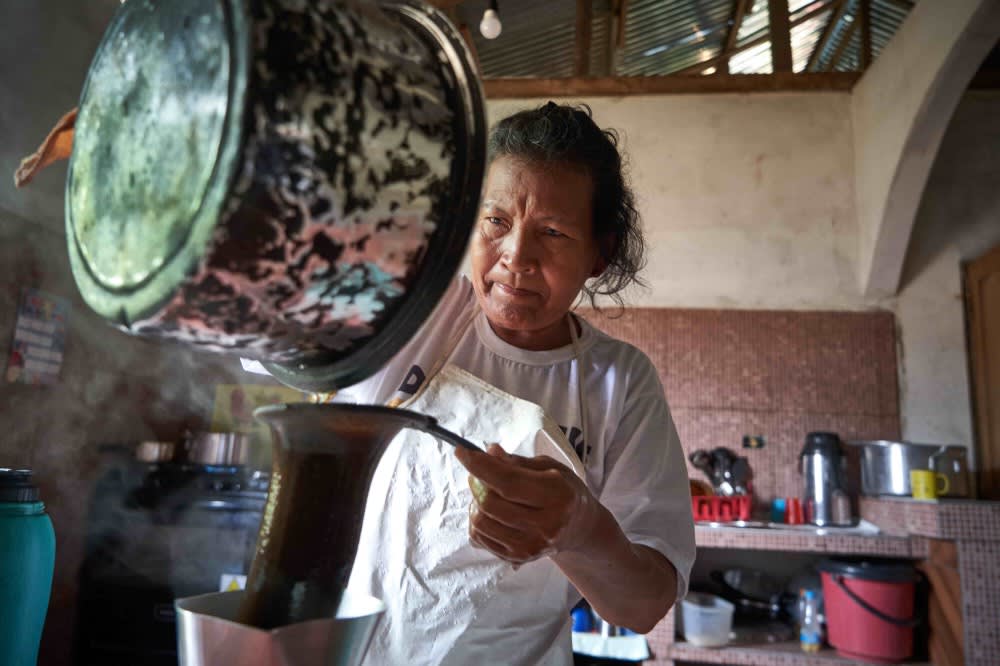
xmin=801 ymin=431 xmax=842 ymax=458
xmin=67 ymin=0 xmax=246 ymax=322
xmin=818 ymin=557 xmax=918 ymax=583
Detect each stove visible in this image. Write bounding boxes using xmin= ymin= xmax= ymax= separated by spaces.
xmin=75 ymin=446 xmax=268 ymax=665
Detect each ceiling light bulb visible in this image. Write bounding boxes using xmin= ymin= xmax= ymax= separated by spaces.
xmin=480 ymin=8 xmax=502 ymax=40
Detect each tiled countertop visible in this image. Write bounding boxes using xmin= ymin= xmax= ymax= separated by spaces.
xmin=692 ymin=497 xmax=1000 ymax=555
xmin=695 ymin=522 xmax=927 ymax=557
xmin=665 ymin=639 xmax=931 ymax=666
xmin=861 ymin=497 xmax=1000 ymax=541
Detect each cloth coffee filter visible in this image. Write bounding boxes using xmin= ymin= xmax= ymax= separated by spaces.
xmin=404 ymin=363 xmax=587 ymax=480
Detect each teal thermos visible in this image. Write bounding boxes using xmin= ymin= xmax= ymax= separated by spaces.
xmin=0 ymin=469 xmax=56 ymax=666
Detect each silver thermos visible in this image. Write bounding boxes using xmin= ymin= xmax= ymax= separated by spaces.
xmin=800 ymin=432 xmax=857 ymax=527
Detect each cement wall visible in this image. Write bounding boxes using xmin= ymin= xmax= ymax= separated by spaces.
xmin=851 ymin=0 xmax=1000 ymax=297
xmin=897 ymin=91 xmax=1000 ymax=450
xmin=489 ymin=94 xmax=862 ymax=311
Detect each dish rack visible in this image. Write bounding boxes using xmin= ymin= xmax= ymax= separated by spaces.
xmin=691 ymin=494 xmax=753 ymax=522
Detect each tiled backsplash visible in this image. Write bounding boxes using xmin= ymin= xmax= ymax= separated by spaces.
xmin=583 ymin=307 xmax=901 ymax=506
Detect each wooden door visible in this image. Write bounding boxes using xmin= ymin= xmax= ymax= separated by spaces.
xmin=966 ymin=243 xmax=1000 ymax=499
xmin=917 ymin=539 xmax=964 ymax=666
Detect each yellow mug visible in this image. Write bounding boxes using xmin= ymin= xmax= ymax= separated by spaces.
xmin=910 ymin=469 xmax=949 ymax=500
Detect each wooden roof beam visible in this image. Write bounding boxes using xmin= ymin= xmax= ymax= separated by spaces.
xmin=806 ymin=0 xmax=848 ymax=72
xmin=673 ymin=0 xmax=831 ymax=75
xmin=483 ymin=72 xmax=860 ymax=98
xmin=718 ymin=0 xmax=753 ymax=75
xmin=825 ymin=15 xmax=857 ymax=71
xmin=616 ymin=0 xmax=628 ymax=48
xmin=606 ymin=0 xmax=628 ymax=76
xmin=768 ymin=0 xmax=793 ymax=72
xmin=860 ymin=0 xmax=873 ymax=70
xmin=575 ymin=0 xmax=593 ymax=77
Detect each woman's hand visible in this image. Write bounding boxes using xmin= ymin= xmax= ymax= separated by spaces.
xmin=454 ymin=444 xmax=599 ymax=564
xmin=455 ymin=442 xmax=678 ymax=632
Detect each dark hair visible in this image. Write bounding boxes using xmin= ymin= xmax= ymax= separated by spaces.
xmin=487 ymin=102 xmax=646 ymax=309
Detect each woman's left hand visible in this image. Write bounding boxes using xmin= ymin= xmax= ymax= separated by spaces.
xmin=454 ymin=444 xmax=599 ymax=564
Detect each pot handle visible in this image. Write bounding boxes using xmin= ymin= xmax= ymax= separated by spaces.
xmin=831 ymin=575 xmax=920 ymax=627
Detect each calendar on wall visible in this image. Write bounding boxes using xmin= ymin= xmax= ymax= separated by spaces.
xmin=5 ymin=288 xmax=70 ymax=385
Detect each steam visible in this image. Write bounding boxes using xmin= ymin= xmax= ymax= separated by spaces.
xmin=0 ymin=215 xmax=291 ymax=661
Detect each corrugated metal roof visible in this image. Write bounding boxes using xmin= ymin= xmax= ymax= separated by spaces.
xmin=460 ymin=0 xmax=612 ymax=78
xmin=456 ymin=0 xmax=914 ymax=78
xmin=618 ymin=0 xmax=732 ymax=76
xmin=730 ymin=38 xmax=772 ymax=74
xmin=808 ymin=0 xmax=912 ymax=72
xmin=791 ymin=6 xmax=831 ymax=71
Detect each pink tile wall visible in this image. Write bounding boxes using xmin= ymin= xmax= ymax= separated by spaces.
xmin=582 ymin=308 xmax=901 ymax=507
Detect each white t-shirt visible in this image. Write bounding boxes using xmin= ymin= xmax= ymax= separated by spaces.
xmin=335 ymin=276 xmax=694 ymax=664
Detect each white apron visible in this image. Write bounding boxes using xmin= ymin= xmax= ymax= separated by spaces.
xmin=347 ymin=314 xmax=589 ymax=666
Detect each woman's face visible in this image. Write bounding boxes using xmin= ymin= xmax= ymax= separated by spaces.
xmin=470 ymin=155 xmax=603 ymax=351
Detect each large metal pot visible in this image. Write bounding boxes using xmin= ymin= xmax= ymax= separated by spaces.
xmin=846 ymin=440 xmax=971 ymax=498
xmin=66 ymin=0 xmax=485 ymax=392
xmin=186 ymin=431 xmax=252 ymax=466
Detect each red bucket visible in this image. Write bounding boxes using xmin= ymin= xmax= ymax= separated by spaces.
xmin=818 ymin=558 xmax=919 ymax=663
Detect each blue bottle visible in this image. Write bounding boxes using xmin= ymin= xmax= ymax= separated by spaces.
xmin=571 ymin=606 xmax=593 ymax=633
xmin=0 ymin=469 xmax=56 ymax=666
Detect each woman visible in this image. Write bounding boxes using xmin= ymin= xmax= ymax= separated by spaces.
xmin=337 ymin=102 xmax=694 ymax=665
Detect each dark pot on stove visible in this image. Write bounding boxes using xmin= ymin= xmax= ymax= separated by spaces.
xmin=66 ymin=0 xmax=485 ymax=392
xmin=710 ymin=569 xmax=797 ymax=621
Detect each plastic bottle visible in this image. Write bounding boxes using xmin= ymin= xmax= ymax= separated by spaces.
xmin=0 ymin=469 xmax=56 ymax=666
xmin=799 ymin=588 xmax=822 ymax=653
xmin=571 ymin=606 xmax=593 ymax=633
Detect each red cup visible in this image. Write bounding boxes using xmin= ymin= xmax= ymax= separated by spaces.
xmin=787 ymin=498 xmax=803 ymax=525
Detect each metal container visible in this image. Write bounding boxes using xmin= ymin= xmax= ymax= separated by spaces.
xmin=175 ymin=590 xmax=384 ymax=666
xmin=800 ymin=432 xmax=858 ymax=527
xmin=135 ymin=440 xmax=176 ymax=463
xmin=186 ymin=431 xmax=252 ymax=466
xmin=846 ymin=440 xmax=971 ymax=498
xmin=66 ymin=0 xmax=485 ymax=392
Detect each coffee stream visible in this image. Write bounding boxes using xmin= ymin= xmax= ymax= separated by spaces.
xmin=237 ymin=406 xmax=411 ymax=629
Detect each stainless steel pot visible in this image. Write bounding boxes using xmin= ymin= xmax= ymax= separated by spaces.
xmin=135 ymin=440 xmax=176 ymax=463
xmin=846 ymin=440 xmax=971 ymax=498
xmin=186 ymin=431 xmax=252 ymax=466
xmin=66 ymin=0 xmax=486 ymax=392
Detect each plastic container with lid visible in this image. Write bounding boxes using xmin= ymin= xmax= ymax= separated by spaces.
xmin=0 ymin=468 xmax=56 ymax=666
xmin=680 ymin=592 xmax=734 ymax=647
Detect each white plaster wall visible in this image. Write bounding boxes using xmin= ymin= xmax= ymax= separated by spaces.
xmin=896 ymin=91 xmax=1000 ymax=451
xmin=489 ymin=94 xmax=863 ymax=310
xmin=851 ymin=0 xmax=1000 ymax=297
